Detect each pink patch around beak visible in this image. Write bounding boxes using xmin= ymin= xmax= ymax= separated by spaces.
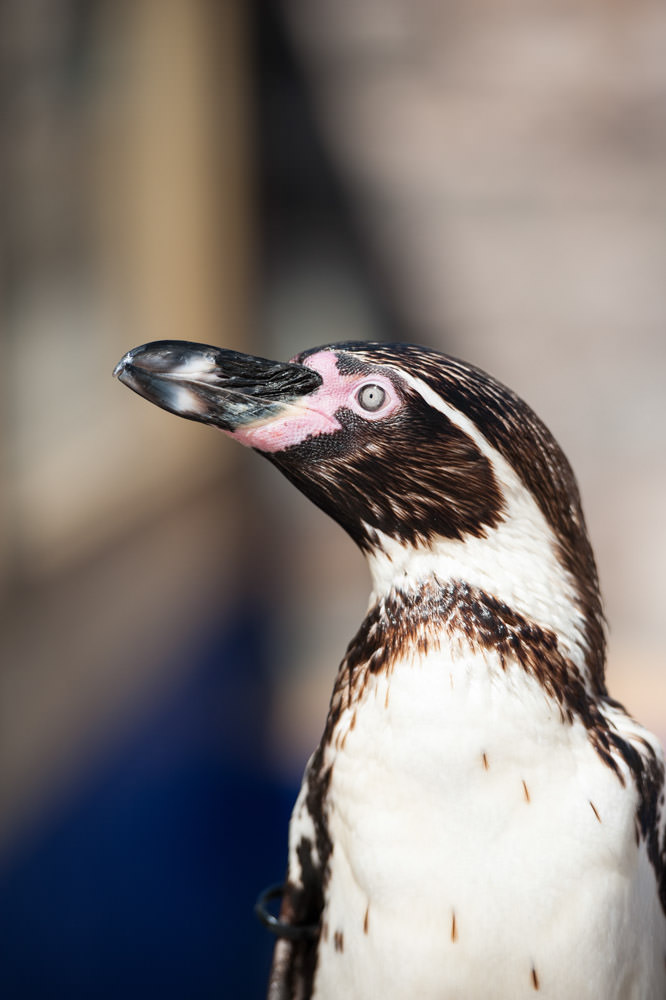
xmin=224 ymin=350 xmax=402 ymax=453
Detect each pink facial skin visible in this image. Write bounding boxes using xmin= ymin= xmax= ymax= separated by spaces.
xmin=226 ymin=350 xmax=403 ymax=453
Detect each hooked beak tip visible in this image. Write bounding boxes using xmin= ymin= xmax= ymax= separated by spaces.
xmin=112 ymin=340 xmax=323 ymax=433
xmin=114 ymin=346 xmax=142 ymax=380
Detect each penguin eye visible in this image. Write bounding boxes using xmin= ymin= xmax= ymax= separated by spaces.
xmin=357 ymin=383 xmax=386 ymax=412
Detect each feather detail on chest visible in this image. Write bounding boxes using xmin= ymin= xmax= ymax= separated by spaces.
xmin=285 ymin=584 xmax=665 ymax=1000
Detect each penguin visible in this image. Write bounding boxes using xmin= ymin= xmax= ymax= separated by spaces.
xmin=114 ymin=340 xmax=666 ymax=999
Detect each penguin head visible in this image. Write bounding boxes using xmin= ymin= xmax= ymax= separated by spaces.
xmin=115 ymin=339 xmax=604 ymax=682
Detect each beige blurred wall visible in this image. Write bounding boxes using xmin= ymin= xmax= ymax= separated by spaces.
xmin=5 ymin=0 xmax=251 ymax=578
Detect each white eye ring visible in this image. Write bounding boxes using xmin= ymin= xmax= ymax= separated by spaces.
xmin=357 ymin=383 xmax=387 ymax=412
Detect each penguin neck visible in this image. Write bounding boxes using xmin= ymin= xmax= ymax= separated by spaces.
xmin=364 ymin=522 xmax=591 ymax=682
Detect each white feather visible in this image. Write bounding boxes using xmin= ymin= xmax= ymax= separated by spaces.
xmin=313 ymin=644 xmax=666 ymax=999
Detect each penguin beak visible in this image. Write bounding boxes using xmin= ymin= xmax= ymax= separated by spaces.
xmin=113 ymin=340 xmax=323 ymax=432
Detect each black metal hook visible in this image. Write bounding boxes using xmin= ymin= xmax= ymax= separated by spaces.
xmin=254 ymin=883 xmax=318 ymax=941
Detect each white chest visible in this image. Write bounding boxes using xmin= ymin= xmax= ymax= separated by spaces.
xmin=311 ymin=647 xmax=666 ymax=999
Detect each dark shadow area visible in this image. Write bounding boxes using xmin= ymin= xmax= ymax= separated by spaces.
xmin=255 ymin=0 xmax=407 ymax=352
xmin=0 ymin=604 xmax=295 ymax=999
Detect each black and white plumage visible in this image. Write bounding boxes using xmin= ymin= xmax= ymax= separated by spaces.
xmin=115 ymin=340 xmax=666 ymax=998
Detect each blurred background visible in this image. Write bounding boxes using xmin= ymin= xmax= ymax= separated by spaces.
xmin=1 ymin=0 xmax=665 ymax=995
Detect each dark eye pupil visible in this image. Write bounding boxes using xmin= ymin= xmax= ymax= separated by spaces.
xmin=358 ymin=384 xmax=386 ymax=411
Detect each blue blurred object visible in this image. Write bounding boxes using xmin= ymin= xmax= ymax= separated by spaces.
xmin=0 ymin=604 xmax=297 ymax=999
